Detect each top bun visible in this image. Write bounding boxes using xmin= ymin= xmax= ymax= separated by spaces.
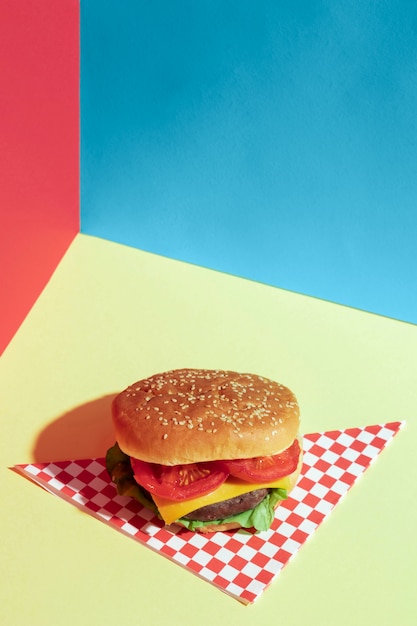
xmin=112 ymin=368 xmax=300 ymax=465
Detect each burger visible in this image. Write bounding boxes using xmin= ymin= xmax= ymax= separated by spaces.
xmin=106 ymin=368 xmax=302 ymax=533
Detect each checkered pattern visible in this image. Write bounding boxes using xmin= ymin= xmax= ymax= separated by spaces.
xmin=14 ymin=421 xmax=404 ymax=604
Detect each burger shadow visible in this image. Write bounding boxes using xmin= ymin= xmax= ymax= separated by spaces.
xmin=32 ymin=393 xmax=118 ymax=463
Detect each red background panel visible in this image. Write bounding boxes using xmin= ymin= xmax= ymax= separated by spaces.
xmin=0 ymin=0 xmax=80 ymax=354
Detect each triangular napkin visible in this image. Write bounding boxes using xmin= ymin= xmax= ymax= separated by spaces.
xmin=14 ymin=421 xmax=404 ymax=604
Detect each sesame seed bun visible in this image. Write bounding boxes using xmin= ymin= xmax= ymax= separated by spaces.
xmin=112 ymin=368 xmax=300 ymax=465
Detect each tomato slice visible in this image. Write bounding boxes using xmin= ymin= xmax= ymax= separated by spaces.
xmin=221 ymin=438 xmax=301 ymax=483
xmin=130 ymin=458 xmax=229 ymax=502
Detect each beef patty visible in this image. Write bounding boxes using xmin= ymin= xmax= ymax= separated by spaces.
xmin=183 ymin=488 xmax=269 ymax=521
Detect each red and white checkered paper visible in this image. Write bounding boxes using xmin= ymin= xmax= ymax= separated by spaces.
xmin=14 ymin=422 xmax=404 ymax=604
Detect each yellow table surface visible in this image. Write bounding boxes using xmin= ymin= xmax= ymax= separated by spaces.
xmin=1 ymin=234 xmax=416 ymax=626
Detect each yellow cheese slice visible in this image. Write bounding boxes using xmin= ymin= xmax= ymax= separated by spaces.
xmin=152 ymin=474 xmax=293 ymax=525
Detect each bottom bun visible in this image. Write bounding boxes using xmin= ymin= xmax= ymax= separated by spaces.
xmin=184 ymin=520 xmax=248 ymax=533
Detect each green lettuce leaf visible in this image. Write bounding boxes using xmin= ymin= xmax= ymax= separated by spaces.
xmin=105 ymin=442 xmax=158 ymax=513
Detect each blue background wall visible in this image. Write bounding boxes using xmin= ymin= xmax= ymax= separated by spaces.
xmin=81 ymin=0 xmax=417 ymax=324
